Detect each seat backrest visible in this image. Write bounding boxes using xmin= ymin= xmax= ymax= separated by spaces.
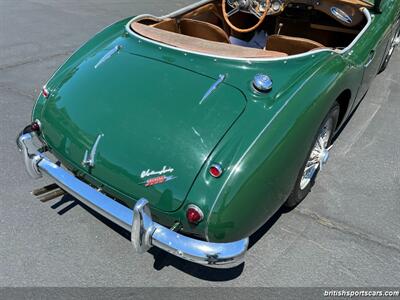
xmin=179 ymin=18 xmax=230 ymax=44
xmin=267 ymin=35 xmax=325 ymax=55
xmin=181 ymin=3 xmax=223 ymax=26
xmin=151 ymin=19 xmax=179 ymax=33
xmin=131 ymin=22 xmax=287 ymax=59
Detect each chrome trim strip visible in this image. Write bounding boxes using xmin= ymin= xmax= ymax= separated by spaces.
xmin=17 ymin=132 xmax=248 ymax=268
xmin=331 ymin=7 xmax=353 ymax=25
xmin=164 ymin=0 xmax=213 ymax=18
xmin=125 ymin=6 xmax=372 ymax=62
xmin=95 ymin=45 xmax=122 ymax=69
xmin=342 ymin=8 xmax=372 ymax=53
xmin=82 ymin=133 xmax=104 ymax=167
xmin=199 ymin=74 xmax=226 ymax=104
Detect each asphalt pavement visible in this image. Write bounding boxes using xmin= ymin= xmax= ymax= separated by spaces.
xmin=0 ymin=0 xmax=399 ymax=287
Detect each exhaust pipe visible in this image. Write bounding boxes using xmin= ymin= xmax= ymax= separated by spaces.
xmin=38 ymin=189 xmax=66 ymax=203
xmin=32 ymin=183 xmax=59 ymax=196
xmin=32 ymin=184 xmax=66 ymax=202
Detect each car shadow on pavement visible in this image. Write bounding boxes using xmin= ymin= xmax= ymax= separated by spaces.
xmin=248 ymin=206 xmax=284 ymax=249
xmin=50 ymin=193 xmax=286 ymax=281
xmin=148 ymin=247 xmax=245 ymax=281
xmin=147 ymin=205 xmax=285 ymax=280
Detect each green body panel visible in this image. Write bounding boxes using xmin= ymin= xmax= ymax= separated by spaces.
xmin=39 ymin=50 xmax=246 ymax=213
xmin=33 ymin=1 xmax=400 ymax=242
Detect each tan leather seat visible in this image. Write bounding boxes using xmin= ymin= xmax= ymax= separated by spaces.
xmin=151 ymin=18 xmax=230 ymax=44
xmin=266 ymin=35 xmax=325 ymax=55
xmin=179 ymin=18 xmax=230 ymax=44
xmin=152 ymin=19 xmax=179 ymax=33
xmin=131 ymin=22 xmax=287 ymax=59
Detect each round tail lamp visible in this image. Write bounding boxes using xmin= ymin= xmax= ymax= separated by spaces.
xmin=186 ymin=205 xmax=204 ymax=224
xmin=209 ymin=164 xmax=223 ymax=178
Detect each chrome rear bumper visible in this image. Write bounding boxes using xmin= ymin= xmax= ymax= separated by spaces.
xmin=16 ymin=131 xmax=248 ymax=268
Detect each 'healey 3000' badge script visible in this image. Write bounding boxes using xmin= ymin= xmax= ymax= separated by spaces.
xmin=140 ymin=166 xmax=176 ymax=187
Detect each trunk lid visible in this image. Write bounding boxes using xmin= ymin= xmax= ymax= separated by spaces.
xmin=40 ymin=49 xmax=246 ymax=212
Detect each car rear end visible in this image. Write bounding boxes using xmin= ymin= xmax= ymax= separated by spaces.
xmin=16 ymin=18 xmax=249 ymax=267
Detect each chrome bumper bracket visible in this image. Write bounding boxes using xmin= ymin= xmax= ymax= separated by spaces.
xmin=17 ymin=133 xmax=43 ymax=179
xmin=131 ymin=199 xmax=155 ymax=253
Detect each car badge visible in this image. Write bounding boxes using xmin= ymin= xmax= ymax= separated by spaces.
xmin=140 ymin=175 xmax=177 ymax=187
xmin=140 ymin=166 xmax=176 ymax=187
xmin=140 ymin=166 xmax=174 ymax=178
xmin=82 ymin=134 xmax=104 ymax=168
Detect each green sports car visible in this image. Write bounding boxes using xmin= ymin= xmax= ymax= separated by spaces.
xmin=17 ymin=0 xmax=400 ymax=267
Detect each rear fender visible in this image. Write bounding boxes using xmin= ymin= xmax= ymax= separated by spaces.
xmin=189 ymin=55 xmax=361 ymax=242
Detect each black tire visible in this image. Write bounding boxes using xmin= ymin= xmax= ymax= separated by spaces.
xmin=379 ymin=25 xmax=400 ymax=74
xmin=284 ymin=102 xmax=340 ymax=208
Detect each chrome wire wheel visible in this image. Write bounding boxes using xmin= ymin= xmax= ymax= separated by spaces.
xmin=299 ymin=118 xmax=334 ymax=190
xmin=285 ymin=103 xmax=339 ymax=208
xmin=388 ymin=29 xmax=400 ymax=58
xmin=380 ymin=26 xmax=400 ymax=73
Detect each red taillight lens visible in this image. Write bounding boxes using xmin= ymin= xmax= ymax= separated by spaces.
xmin=42 ymin=86 xmax=49 ymax=98
xmin=186 ymin=205 xmax=204 ymax=224
xmin=209 ymin=164 xmax=223 ymax=178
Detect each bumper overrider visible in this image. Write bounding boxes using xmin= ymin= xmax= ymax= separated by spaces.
xmin=16 ymin=130 xmax=248 ymax=268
